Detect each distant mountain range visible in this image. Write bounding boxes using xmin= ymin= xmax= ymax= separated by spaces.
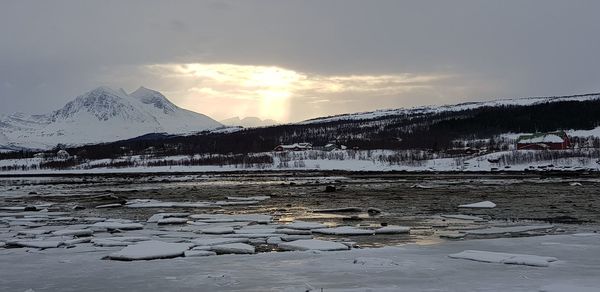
xmin=220 ymin=116 xmax=278 ymax=128
xmin=49 ymin=92 xmax=600 ymax=160
xmin=0 ymin=86 xmax=222 ymax=150
xmin=301 ymin=93 xmax=600 ymax=124
xmin=2 ymin=89 xmax=600 ymax=153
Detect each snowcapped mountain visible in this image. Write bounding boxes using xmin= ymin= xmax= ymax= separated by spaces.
xmin=300 ymin=93 xmax=600 ymax=124
xmin=0 ymin=86 xmax=222 ymax=150
xmin=220 ymin=116 xmax=278 ymax=128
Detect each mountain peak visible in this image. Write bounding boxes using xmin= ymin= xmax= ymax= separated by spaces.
xmin=88 ymin=86 xmax=126 ymax=98
xmin=130 ymin=86 xmax=176 ymax=114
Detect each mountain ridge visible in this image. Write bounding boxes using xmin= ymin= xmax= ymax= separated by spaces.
xmin=0 ymin=86 xmax=222 ymax=150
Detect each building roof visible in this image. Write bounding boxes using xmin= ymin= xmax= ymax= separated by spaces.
xmin=517 ymin=132 xmax=567 ymax=144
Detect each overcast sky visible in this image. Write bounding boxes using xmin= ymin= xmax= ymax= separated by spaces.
xmin=1 ymin=0 xmax=599 ymax=122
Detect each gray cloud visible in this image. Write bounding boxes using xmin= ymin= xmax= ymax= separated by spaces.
xmin=1 ymin=0 xmax=599 ymax=121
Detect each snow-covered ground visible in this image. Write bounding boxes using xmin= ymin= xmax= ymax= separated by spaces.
xmin=1 ymin=149 xmax=598 ymax=175
xmin=1 ymin=233 xmax=599 ymax=291
xmin=300 ymin=93 xmax=600 ymax=124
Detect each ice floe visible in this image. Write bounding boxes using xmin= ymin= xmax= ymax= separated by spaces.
xmin=211 ymin=243 xmax=255 ymax=254
xmin=226 ymin=196 xmax=270 ymax=201
xmin=90 ymin=222 xmax=144 ymax=231
xmin=448 ymin=250 xmax=557 ymax=267
xmin=440 ymin=214 xmax=486 ymax=221
xmin=109 ymin=241 xmax=194 ymax=261
xmin=52 ymin=229 xmax=93 ymax=236
xmin=147 ymin=213 xmax=190 ymax=223
xmin=466 ymin=225 xmax=554 ymax=236
xmin=313 ymin=226 xmax=374 ymax=235
xmin=280 ymin=235 xmax=313 ymax=241
xmin=125 ymin=199 xmax=212 ymax=208
xmin=278 ymin=239 xmax=350 ymax=251
xmin=283 ymin=221 xmax=327 ymax=230
xmin=92 ymin=237 xmax=151 ymax=247
xmin=190 ymin=214 xmax=272 ymax=224
xmin=274 ymin=228 xmax=312 ymax=235
xmin=191 ymin=237 xmax=250 ymax=246
xmin=199 ymin=226 xmax=235 ymax=234
xmin=95 ymin=203 xmax=122 ymax=209
xmin=375 ymin=225 xmax=410 ymax=234
xmin=184 ymin=250 xmax=216 ymax=257
xmin=7 ymin=240 xmax=64 ymax=249
xmin=458 ymin=201 xmax=496 ymax=208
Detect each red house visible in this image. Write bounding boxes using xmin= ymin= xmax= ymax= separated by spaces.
xmin=516 ymin=131 xmax=571 ymax=150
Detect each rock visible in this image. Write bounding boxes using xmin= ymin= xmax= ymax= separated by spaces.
xmin=367 ymin=207 xmax=382 ymax=215
xmin=324 ymin=185 xmax=336 ymax=192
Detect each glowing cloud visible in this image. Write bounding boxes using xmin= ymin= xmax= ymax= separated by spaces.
xmin=144 ymin=63 xmax=450 ymax=122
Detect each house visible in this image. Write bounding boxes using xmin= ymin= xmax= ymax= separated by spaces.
xmin=56 ymin=150 xmax=70 ymax=160
xmin=446 ymin=147 xmax=480 ymax=155
xmin=323 ymin=143 xmax=338 ymax=151
xmin=322 ymin=143 xmax=347 ymax=151
xmin=273 ymin=143 xmax=313 ymax=151
xmin=517 ymin=131 xmax=571 ymax=150
xmin=33 ymin=153 xmax=47 ymax=159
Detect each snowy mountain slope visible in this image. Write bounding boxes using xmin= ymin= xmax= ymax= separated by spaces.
xmin=0 ymin=86 xmax=222 ymax=149
xmin=300 ymin=93 xmax=600 ymax=124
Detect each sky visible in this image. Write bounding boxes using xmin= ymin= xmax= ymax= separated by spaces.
xmin=1 ymin=0 xmax=600 ymax=123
